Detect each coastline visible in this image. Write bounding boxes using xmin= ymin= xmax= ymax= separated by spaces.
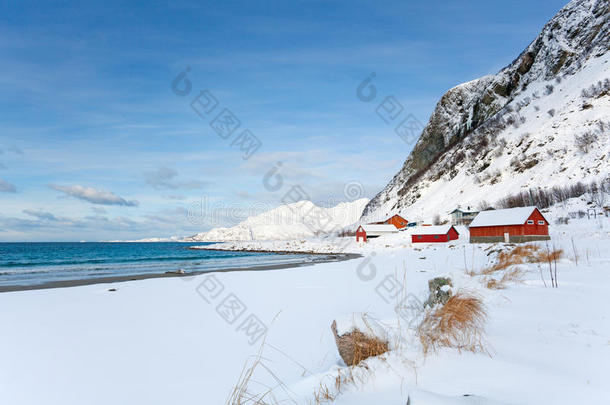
xmin=0 ymin=250 xmax=361 ymax=293
xmin=188 ymin=246 xmax=351 ymax=255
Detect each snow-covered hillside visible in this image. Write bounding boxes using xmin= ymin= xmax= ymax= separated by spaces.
xmin=363 ymin=0 xmax=610 ymax=223
xmin=185 ymin=198 xmax=369 ymax=241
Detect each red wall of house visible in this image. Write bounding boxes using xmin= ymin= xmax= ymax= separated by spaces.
xmin=469 ymin=209 xmax=549 ymax=237
xmin=448 ymin=227 xmax=459 ymax=240
xmin=356 ymin=226 xmax=367 ymax=242
xmin=412 ymin=227 xmax=459 ymax=243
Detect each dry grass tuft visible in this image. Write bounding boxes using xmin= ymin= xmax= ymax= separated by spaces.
xmin=485 ymin=278 xmax=505 ymax=290
xmin=225 ymin=337 xmax=292 ymax=405
xmin=464 ymin=269 xmax=478 ymax=277
xmin=535 ymin=248 xmax=564 ymax=264
xmin=331 ymin=319 xmax=389 ymax=367
xmin=485 ymin=267 xmax=524 ymax=289
xmin=312 ymin=364 xmax=375 ymax=404
xmin=226 ymin=353 xmax=279 ymax=405
xmin=482 ymin=244 xmax=541 ymax=274
xmin=350 ymin=332 xmax=389 ymax=366
xmin=331 ymin=329 xmax=389 ymax=367
xmin=470 ymin=244 xmax=565 ymax=289
xmin=418 ymin=291 xmax=488 ymax=355
xmin=313 ymin=382 xmax=336 ymax=404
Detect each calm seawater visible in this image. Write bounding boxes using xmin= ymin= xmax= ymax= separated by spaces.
xmin=0 ymin=242 xmax=320 ymax=287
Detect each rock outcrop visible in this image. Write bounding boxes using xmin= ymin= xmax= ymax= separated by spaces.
xmin=362 ymin=0 xmax=610 ymax=222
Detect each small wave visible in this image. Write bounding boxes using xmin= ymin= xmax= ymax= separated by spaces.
xmin=0 ymin=252 xmax=257 ymax=269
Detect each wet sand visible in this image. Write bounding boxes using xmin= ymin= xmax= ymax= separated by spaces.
xmin=0 ymin=251 xmax=361 ymax=293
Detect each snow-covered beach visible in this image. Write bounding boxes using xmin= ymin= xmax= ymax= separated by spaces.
xmin=2 ymin=215 xmax=609 ymax=404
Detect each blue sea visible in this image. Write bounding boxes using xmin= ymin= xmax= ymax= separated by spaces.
xmin=0 ymin=242 xmax=323 ymax=288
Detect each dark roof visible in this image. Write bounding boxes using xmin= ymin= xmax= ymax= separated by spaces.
xmin=449 ymin=208 xmax=478 ymax=215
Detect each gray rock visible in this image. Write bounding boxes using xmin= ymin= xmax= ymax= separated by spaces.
xmin=424 ymin=277 xmax=453 ymax=307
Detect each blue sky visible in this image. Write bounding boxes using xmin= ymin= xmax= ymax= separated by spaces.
xmin=0 ymin=0 xmax=568 ymax=241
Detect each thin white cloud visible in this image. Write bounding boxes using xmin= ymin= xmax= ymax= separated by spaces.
xmin=143 ymin=166 xmax=205 ymax=190
xmin=0 ymin=178 xmax=17 ymax=192
xmin=91 ymin=206 xmax=107 ymax=214
xmin=49 ymin=184 xmax=139 ymax=207
xmin=22 ymin=209 xmax=60 ymax=221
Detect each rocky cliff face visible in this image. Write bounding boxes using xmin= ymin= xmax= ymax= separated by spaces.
xmin=362 ymin=0 xmax=610 ymax=221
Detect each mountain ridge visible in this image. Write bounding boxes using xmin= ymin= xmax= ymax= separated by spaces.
xmin=185 ymin=198 xmax=369 ymax=241
xmin=362 ymin=0 xmax=610 ymax=222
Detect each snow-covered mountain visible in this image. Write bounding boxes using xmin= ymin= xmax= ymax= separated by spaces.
xmin=362 ymin=0 xmax=610 ymax=223
xmin=185 ymin=198 xmax=369 ymax=241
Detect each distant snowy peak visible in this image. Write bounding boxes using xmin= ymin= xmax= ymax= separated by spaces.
xmin=185 ymin=198 xmax=369 ymax=242
xmin=362 ymin=0 xmax=610 ymax=222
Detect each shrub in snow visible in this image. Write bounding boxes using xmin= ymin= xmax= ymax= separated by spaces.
xmin=581 ymin=79 xmax=610 ymax=99
xmin=494 ymin=179 xmax=609 ymax=210
xmin=477 ymin=200 xmax=492 ymax=211
xmin=575 ymin=131 xmax=598 ymax=153
xmin=331 ymin=316 xmax=389 ymax=366
xmin=418 ymin=291 xmax=487 ymax=355
xmin=509 ymin=155 xmax=521 ymax=171
xmin=581 ymin=101 xmax=593 ymax=110
xmin=432 ymin=214 xmax=442 ymax=225
xmin=555 ymin=217 xmax=569 ymax=225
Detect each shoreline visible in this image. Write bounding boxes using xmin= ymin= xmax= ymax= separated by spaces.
xmin=0 ymin=251 xmax=361 ymax=293
xmin=188 ymin=246 xmax=351 ymax=255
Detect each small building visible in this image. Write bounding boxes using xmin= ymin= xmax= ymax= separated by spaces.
xmin=469 ymin=206 xmax=550 ymax=243
xmin=384 ymin=214 xmax=408 ymax=229
xmin=411 ymin=225 xmax=460 ymax=243
xmin=450 ymin=207 xmax=479 ymax=226
xmin=356 ymin=224 xmax=398 ymax=242
xmin=371 ymin=214 xmax=408 ymax=229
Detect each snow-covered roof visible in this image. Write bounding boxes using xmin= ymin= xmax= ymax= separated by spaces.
xmin=469 ymin=206 xmax=546 ymax=227
xmin=411 ymin=225 xmax=457 ymax=236
xmin=360 ymin=224 xmax=398 ymax=233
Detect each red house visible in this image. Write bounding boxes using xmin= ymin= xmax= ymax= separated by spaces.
xmin=356 ymin=224 xmax=398 ymax=242
xmin=384 ymin=214 xmax=408 ymax=229
xmin=411 ymin=225 xmax=459 ymax=243
xmin=469 ymin=206 xmax=550 ymax=243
